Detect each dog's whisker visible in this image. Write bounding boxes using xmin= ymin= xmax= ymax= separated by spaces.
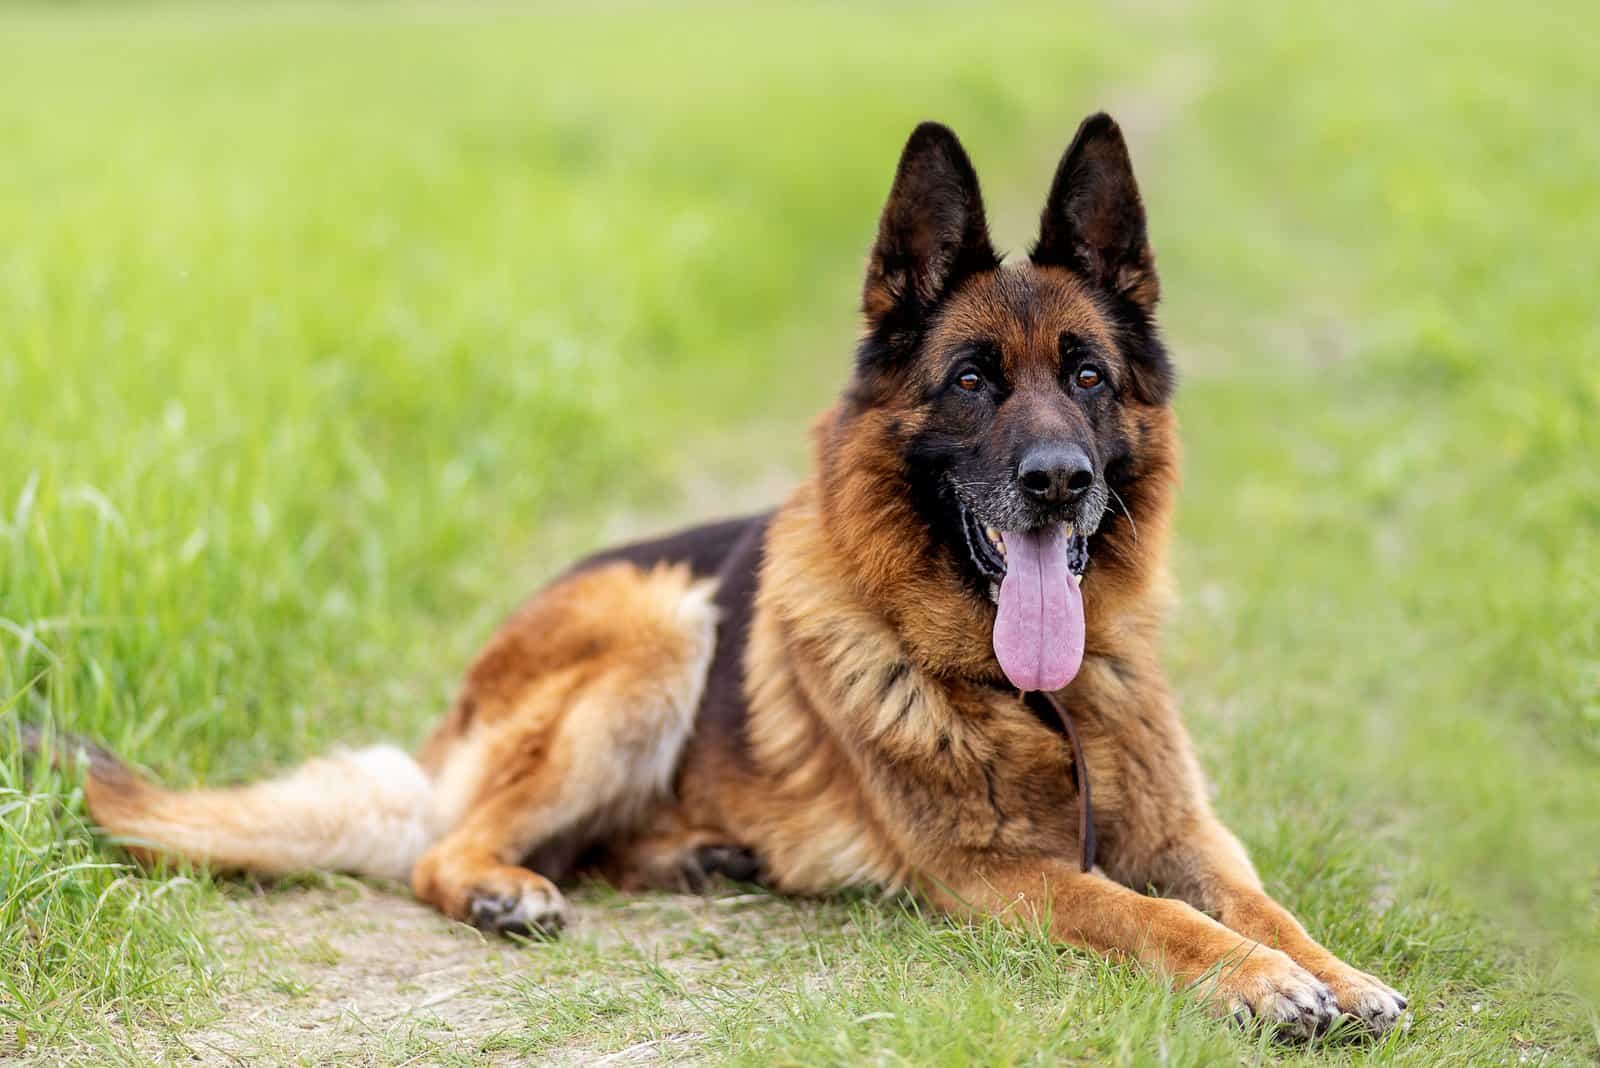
xmin=1109 ymin=486 xmax=1138 ymax=545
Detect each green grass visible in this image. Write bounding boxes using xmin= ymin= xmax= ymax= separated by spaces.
xmin=2 ymin=1 xmax=1596 ymax=1064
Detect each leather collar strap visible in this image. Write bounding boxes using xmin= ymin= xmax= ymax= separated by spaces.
xmin=1028 ymin=689 xmax=1097 ymax=873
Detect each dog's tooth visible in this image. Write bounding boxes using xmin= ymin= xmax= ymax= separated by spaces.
xmin=1062 ymin=524 xmax=1074 ymax=538
xmin=1071 ymin=573 xmax=1082 ymax=587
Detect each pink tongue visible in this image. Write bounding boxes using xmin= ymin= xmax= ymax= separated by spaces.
xmin=993 ymin=527 xmax=1084 ymax=691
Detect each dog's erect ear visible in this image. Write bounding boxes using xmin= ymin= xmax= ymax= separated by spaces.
xmin=1032 ymin=113 xmax=1159 ymax=313
xmin=862 ymin=123 xmax=998 ymax=335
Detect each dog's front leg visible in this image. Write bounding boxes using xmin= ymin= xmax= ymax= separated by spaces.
xmin=1139 ymin=816 xmax=1408 ymax=1035
xmin=925 ymin=857 xmax=1339 ymax=1039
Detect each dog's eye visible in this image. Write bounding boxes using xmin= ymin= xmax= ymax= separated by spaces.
xmin=1074 ymin=365 xmax=1103 ymax=390
xmin=956 ymin=371 xmax=983 ymax=392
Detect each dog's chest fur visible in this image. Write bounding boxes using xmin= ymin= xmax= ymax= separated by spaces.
xmin=685 ymin=484 xmax=1089 ymax=894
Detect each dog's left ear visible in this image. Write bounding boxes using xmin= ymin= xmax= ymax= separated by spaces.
xmin=1032 ymin=113 xmax=1159 ymax=313
xmin=862 ymin=122 xmax=999 ymax=337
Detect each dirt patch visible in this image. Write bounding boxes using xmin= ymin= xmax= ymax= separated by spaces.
xmin=155 ymin=885 xmax=522 ymax=1065
xmin=131 ymin=882 xmax=832 ymax=1066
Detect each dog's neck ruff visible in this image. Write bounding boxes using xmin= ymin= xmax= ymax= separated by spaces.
xmin=1023 ymin=689 xmax=1096 ymax=873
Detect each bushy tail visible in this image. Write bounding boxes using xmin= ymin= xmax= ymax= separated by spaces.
xmin=17 ymin=724 xmax=436 ymax=883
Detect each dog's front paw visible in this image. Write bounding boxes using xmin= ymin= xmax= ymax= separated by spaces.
xmin=1318 ymin=962 xmax=1407 ymax=1036
xmin=1205 ymin=946 xmax=1339 ymax=1041
xmin=466 ymin=877 xmax=570 ymax=940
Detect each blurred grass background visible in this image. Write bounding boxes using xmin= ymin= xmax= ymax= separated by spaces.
xmin=1 ymin=1 xmax=1596 ymax=1063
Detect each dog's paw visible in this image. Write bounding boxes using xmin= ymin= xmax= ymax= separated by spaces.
xmin=682 ymin=843 xmax=764 ymax=892
xmin=1318 ymin=963 xmax=1407 ymax=1036
xmin=467 ymin=879 xmax=570 ymax=940
xmin=1205 ymin=946 xmax=1339 ymax=1042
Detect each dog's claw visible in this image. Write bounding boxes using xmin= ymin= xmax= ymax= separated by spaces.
xmin=1322 ymin=966 xmax=1408 ymax=1036
xmin=1210 ymin=952 xmax=1340 ymax=1043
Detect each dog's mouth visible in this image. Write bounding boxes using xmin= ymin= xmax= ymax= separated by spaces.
xmin=959 ymin=506 xmax=1090 ymax=588
xmin=959 ymin=505 xmax=1090 ymax=692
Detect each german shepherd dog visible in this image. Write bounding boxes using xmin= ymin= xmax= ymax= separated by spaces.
xmin=37 ymin=114 xmax=1406 ymax=1039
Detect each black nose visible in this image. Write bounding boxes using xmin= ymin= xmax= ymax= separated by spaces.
xmin=1017 ymin=444 xmax=1094 ymax=504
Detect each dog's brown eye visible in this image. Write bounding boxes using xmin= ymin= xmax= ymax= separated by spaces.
xmin=1075 ymin=366 xmax=1103 ymax=390
xmin=957 ymin=371 xmax=983 ymax=392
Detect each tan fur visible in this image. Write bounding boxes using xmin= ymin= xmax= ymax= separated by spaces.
xmin=84 ymin=744 xmax=432 ymax=881
xmin=83 ymin=561 xmax=717 ymax=927
xmin=409 ymin=562 xmax=717 ymax=927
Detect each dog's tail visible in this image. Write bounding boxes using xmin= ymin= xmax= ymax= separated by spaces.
xmin=16 ymin=723 xmax=436 ymax=882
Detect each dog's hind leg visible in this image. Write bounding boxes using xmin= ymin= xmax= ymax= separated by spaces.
xmin=411 ymin=561 xmax=718 ymax=937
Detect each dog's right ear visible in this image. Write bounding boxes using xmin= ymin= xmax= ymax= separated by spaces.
xmin=862 ymin=123 xmax=998 ymax=340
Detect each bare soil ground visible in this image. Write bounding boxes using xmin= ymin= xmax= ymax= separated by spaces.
xmin=140 ymin=881 xmax=832 ymax=1067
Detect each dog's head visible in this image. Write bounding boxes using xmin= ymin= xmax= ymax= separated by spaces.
xmin=819 ymin=114 xmax=1178 ymax=690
